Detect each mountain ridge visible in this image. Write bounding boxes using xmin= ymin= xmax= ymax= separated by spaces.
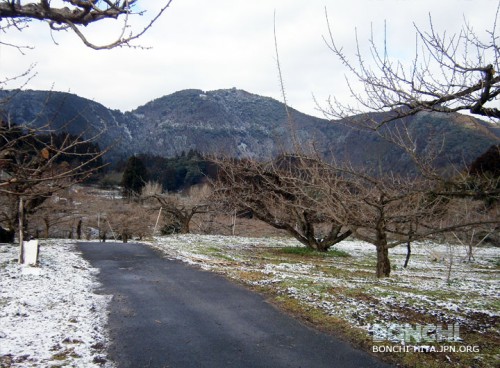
xmin=0 ymin=88 xmax=498 ymax=173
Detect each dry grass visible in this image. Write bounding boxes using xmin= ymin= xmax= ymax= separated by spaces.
xmin=152 ymin=229 xmax=499 ymax=368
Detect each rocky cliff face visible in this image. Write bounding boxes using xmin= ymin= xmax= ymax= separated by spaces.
xmin=123 ymin=88 xmax=337 ymax=159
xmin=0 ymin=88 xmax=498 ymax=173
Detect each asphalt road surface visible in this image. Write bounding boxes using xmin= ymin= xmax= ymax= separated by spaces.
xmin=78 ymin=242 xmax=392 ymax=368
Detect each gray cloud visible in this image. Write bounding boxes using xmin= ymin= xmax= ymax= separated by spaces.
xmin=0 ymin=0 xmax=496 ymax=117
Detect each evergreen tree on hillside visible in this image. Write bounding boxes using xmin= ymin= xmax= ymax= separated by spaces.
xmin=469 ymin=145 xmax=500 ymax=177
xmin=136 ymin=151 xmax=214 ymax=192
xmin=121 ymin=156 xmax=149 ymax=198
xmin=468 ymin=144 xmax=499 ymax=206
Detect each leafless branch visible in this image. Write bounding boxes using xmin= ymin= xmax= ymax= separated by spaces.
xmin=0 ymin=0 xmax=173 ymax=49
xmin=321 ymin=4 xmax=500 ymax=126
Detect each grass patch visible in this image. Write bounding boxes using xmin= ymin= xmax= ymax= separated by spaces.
xmin=316 ymin=264 xmax=374 ymax=278
xmin=198 ymin=246 xmax=235 ymax=262
xmin=51 ymin=348 xmax=81 ymax=361
xmin=328 ymin=247 xmax=352 ymax=257
xmin=153 ymin=235 xmax=499 ymax=368
xmin=206 ymin=246 xmax=222 ymax=253
xmin=233 ymin=270 xmax=267 ymax=283
xmin=271 ymin=293 xmax=500 ymax=368
xmin=217 ymin=254 xmax=235 ymax=262
xmin=279 ymin=247 xmax=351 ymax=258
xmin=412 ymin=288 xmax=467 ymax=301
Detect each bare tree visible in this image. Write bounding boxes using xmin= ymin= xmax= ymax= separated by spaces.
xmin=142 ymin=182 xmax=212 ymax=235
xmin=321 ymin=4 xmax=500 ymax=126
xmin=0 ymin=0 xmax=173 ymax=260
xmin=105 ymin=201 xmax=154 ymax=242
xmin=296 ymin=154 xmax=500 ymax=277
xmin=32 ymin=191 xmax=78 ymax=238
xmin=0 ymin=121 xmax=106 ymax=262
xmin=0 ymin=0 xmax=173 ymax=50
xmin=238 ymin=8 xmax=500 ymax=278
xmin=216 ymin=145 xmax=498 ymax=277
xmin=320 ymin=166 xmax=444 ymax=277
xmin=314 ymin=7 xmax=500 ymax=276
xmin=213 ymin=156 xmax=352 ymax=252
xmin=0 ymin=193 xmax=17 ymax=241
xmin=445 ymin=197 xmax=499 ymax=261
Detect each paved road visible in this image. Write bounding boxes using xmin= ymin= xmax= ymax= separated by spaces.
xmin=78 ymin=242 xmax=392 ymax=368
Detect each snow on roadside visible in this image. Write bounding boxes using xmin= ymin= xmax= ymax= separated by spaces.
xmin=0 ymin=240 xmax=114 ymax=368
xmin=151 ymin=234 xmax=499 ymax=341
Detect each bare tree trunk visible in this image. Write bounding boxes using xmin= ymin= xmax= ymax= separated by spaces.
xmin=178 ymin=210 xmax=200 ymax=234
xmin=403 ymin=240 xmax=412 ymax=269
xmin=375 ymin=227 xmax=391 ymax=277
xmin=231 ymin=209 xmax=236 ymax=236
xmin=44 ymin=217 xmax=50 ymax=239
xmin=18 ymin=197 xmax=24 ymax=264
xmin=296 ymin=229 xmax=351 ymax=252
xmin=446 ymin=243 xmax=454 ymax=284
xmin=291 ymin=214 xmax=351 ymax=252
xmin=179 ymin=216 xmax=191 ymax=234
xmin=76 ymin=219 xmax=82 ymax=240
xmin=376 ymin=243 xmax=391 ymax=277
xmin=404 ymin=223 xmax=415 ymax=268
xmin=310 ymin=239 xmax=329 ymax=252
xmin=317 ymin=225 xmax=352 ymax=252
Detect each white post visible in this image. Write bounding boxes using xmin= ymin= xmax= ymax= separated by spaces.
xmin=22 ymin=240 xmax=39 ymax=266
xmin=18 ymin=197 xmax=24 ymax=264
xmin=153 ymin=207 xmax=163 ymax=237
xmin=106 ymin=219 xmax=117 ymax=240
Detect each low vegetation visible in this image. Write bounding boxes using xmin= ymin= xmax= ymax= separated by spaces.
xmin=278 ymin=246 xmax=351 ymax=258
xmin=151 ymin=234 xmax=499 ymax=368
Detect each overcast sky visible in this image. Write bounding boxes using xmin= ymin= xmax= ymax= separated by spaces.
xmin=0 ymin=0 xmax=496 ymax=117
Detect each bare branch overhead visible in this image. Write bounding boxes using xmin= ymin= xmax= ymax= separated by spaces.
xmin=321 ymin=3 xmax=500 ymax=126
xmin=0 ymin=0 xmax=173 ymax=49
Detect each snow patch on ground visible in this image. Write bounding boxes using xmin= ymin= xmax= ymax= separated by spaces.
xmin=151 ymin=235 xmax=499 ymax=343
xmin=1 ymin=234 xmax=496 ymax=365
xmin=0 ymin=240 xmax=114 ymax=368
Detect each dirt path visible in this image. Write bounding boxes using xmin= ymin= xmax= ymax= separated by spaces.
xmin=78 ymin=242 xmax=392 ymax=368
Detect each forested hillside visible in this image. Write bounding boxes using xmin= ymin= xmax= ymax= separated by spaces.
xmin=0 ymin=88 xmax=498 ymax=175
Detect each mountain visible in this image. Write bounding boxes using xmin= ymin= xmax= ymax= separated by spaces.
xmin=0 ymin=89 xmax=128 ymax=162
xmin=0 ymin=88 xmax=498 ymax=174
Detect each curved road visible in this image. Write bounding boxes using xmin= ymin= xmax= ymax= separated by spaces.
xmin=78 ymin=242 xmax=392 ymax=368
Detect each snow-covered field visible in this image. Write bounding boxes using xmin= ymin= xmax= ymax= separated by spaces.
xmin=0 ymin=240 xmax=114 ymax=368
xmin=0 ymin=235 xmax=498 ymax=367
xmin=151 ymin=235 xmax=499 ymax=366
xmin=151 ymin=235 xmax=499 ymax=331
